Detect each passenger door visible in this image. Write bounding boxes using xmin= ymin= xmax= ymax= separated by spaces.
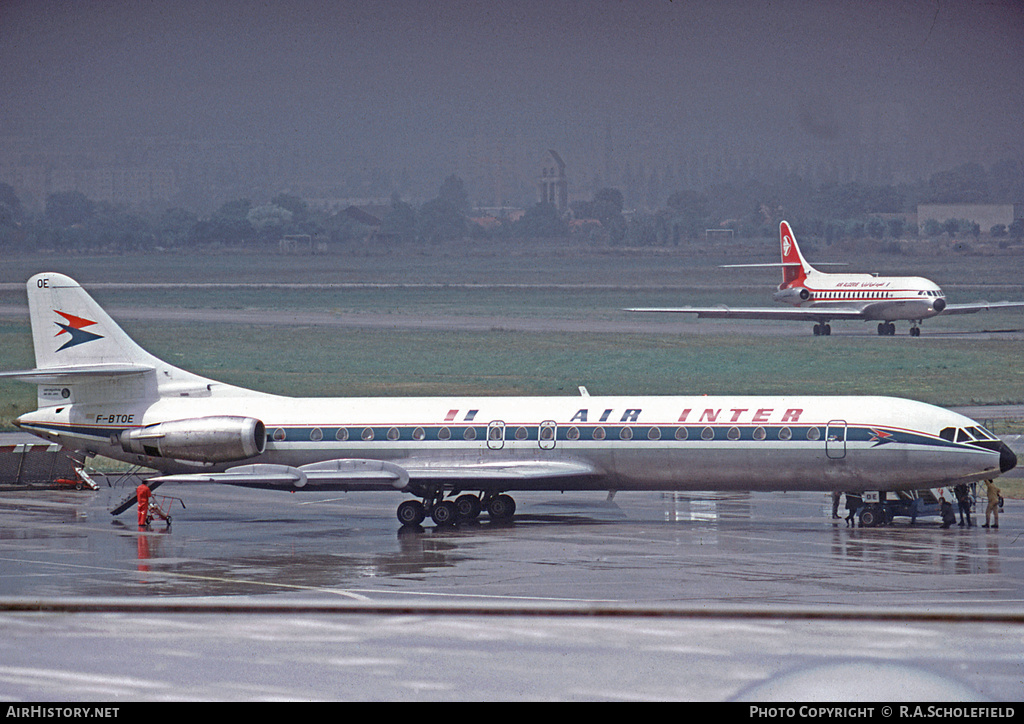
xmin=826 ymin=420 xmax=847 ymax=459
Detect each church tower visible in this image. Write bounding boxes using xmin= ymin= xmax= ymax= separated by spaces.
xmin=538 ymin=149 xmax=568 ymax=214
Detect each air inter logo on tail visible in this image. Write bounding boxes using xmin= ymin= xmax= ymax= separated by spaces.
xmin=54 ymin=311 xmax=103 ymax=351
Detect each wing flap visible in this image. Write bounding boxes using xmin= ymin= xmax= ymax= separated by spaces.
xmin=149 ymin=459 xmax=411 ymax=490
xmin=398 ymin=457 xmax=601 ymax=481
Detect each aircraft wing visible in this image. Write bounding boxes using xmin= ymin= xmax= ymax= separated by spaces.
xmin=144 ymin=456 xmax=602 ymax=491
xmin=397 ymin=457 xmax=602 ymax=482
xmin=625 ymin=306 xmax=868 ymax=321
xmin=940 ymin=301 xmax=1024 ymax=316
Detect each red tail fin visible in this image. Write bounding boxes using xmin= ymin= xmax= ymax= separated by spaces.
xmin=779 ymin=221 xmax=811 ymax=288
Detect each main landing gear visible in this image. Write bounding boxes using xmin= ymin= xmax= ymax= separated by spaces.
xmin=812 ymin=323 xmax=832 ymax=336
xmin=397 ymin=491 xmax=517 ymax=527
xmin=877 ymin=322 xmax=921 ymax=336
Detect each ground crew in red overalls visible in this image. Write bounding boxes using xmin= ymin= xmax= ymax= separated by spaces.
xmin=137 ymin=481 xmax=152 ymax=527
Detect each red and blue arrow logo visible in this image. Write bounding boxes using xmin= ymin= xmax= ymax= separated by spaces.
xmin=54 ymin=311 xmax=103 ymax=351
xmin=868 ymin=428 xmax=895 ymax=447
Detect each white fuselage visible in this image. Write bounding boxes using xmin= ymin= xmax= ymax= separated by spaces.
xmin=776 ymin=271 xmax=947 ymax=321
xmin=17 ymin=392 xmax=1008 ymax=494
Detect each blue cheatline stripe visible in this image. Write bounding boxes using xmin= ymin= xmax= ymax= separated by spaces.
xmin=260 ymin=423 xmax=962 ymax=449
xmin=21 ymin=420 xmax=971 ymax=452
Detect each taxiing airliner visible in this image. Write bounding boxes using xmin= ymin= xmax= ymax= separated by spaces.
xmin=1 ymin=273 xmax=1015 ymax=526
xmin=628 ymin=221 xmax=1024 ymax=336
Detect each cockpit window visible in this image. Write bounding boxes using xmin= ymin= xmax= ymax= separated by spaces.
xmin=939 ymin=427 xmax=956 ymax=442
xmin=956 ymin=428 xmax=973 ymax=443
xmin=967 ymin=426 xmax=994 ymax=440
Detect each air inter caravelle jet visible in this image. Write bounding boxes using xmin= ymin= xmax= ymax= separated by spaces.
xmin=628 ymin=221 xmax=1024 ymax=336
xmin=1 ymin=273 xmax=1017 ymax=527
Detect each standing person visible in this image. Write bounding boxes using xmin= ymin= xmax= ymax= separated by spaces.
xmin=845 ymin=492 xmax=861 ymax=527
xmin=983 ymin=480 xmax=1001 ymax=529
xmin=136 ymin=481 xmax=152 ymax=528
xmin=954 ymin=484 xmax=972 ymax=528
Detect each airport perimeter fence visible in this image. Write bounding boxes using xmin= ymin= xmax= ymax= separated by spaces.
xmin=0 ymin=442 xmax=79 ymax=487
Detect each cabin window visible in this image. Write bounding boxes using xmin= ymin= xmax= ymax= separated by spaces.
xmin=464 ymin=427 xmax=477 ymax=441
xmin=778 ymin=427 xmax=792 ymax=441
xmin=566 ymin=426 xmax=580 ymax=441
xmin=806 ymin=427 xmax=821 ymax=441
xmin=309 ymin=428 xmax=322 ymax=442
xmin=647 ymin=427 xmax=661 ymax=441
xmin=488 ymin=425 xmax=503 ymax=441
xmin=515 ymin=426 xmax=529 ymax=440
xmin=592 ymin=427 xmax=606 ymax=440
xmin=753 ymin=427 xmax=766 ymax=440
xmin=361 ymin=427 xmax=374 ymax=441
xmin=727 ymin=427 xmax=741 ymax=441
xmin=412 ymin=427 xmax=426 ymax=441
xmin=335 ymin=427 xmax=349 ymax=441
xmin=273 ymin=427 xmax=286 ymax=442
xmin=675 ymin=427 xmax=688 ymax=440
xmin=619 ymin=427 xmax=633 ymax=440
xmin=387 ymin=427 xmax=400 ymax=441
xmin=701 ymin=427 xmax=715 ymax=441
xmin=438 ymin=427 xmax=451 ymax=441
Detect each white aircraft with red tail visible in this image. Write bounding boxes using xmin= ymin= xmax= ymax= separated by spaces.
xmin=628 ymin=221 xmax=1024 ymax=336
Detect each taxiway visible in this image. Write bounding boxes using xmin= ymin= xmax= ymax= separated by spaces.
xmin=1 ymin=475 xmax=1022 ymax=701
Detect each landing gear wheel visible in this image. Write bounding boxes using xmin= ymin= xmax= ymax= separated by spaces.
xmin=859 ymin=505 xmax=880 ymax=527
xmin=454 ymin=494 xmax=482 ymax=521
xmin=430 ymin=500 xmax=458 ymax=526
xmin=487 ymin=494 xmax=517 ymax=521
xmin=397 ymin=499 xmax=426 ymax=526
xmin=910 ymin=326 xmax=920 ymax=337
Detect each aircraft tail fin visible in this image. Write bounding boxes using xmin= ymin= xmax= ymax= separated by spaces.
xmin=5 ymin=273 xmax=233 ymax=406
xmin=779 ymin=220 xmax=816 ymax=288
xmin=26 ymin=273 xmax=161 ymax=372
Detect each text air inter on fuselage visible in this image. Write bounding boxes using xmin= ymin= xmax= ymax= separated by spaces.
xmin=566 ymin=407 xmax=803 ymax=424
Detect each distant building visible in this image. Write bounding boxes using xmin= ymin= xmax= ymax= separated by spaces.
xmin=538 ymin=149 xmax=568 ymax=215
xmin=917 ymin=204 xmax=1016 ymax=233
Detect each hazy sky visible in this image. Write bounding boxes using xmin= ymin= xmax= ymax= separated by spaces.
xmin=3 ymin=0 xmax=1023 ymax=183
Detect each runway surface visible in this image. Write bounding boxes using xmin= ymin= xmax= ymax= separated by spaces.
xmin=1 ymin=301 xmax=1023 ymax=339
xmin=1 ymin=477 xmax=1022 ymax=701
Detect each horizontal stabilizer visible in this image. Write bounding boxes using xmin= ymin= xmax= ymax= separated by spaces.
xmin=0 ymin=363 xmax=153 ymax=384
xmin=720 ymin=262 xmax=846 ymax=268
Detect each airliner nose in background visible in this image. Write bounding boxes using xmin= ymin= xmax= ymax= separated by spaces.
xmin=627 ymin=220 xmax=1024 ymax=336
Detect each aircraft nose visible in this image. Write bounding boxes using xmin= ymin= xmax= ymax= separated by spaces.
xmin=999 ymin=441 xmax=1018 ymax=473
xmin=933 ymin=297 xmax=946 ymax=312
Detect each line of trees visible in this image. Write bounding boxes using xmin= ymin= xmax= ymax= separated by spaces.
xmin=0 ymin=160 xmax=1021 ymax=252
